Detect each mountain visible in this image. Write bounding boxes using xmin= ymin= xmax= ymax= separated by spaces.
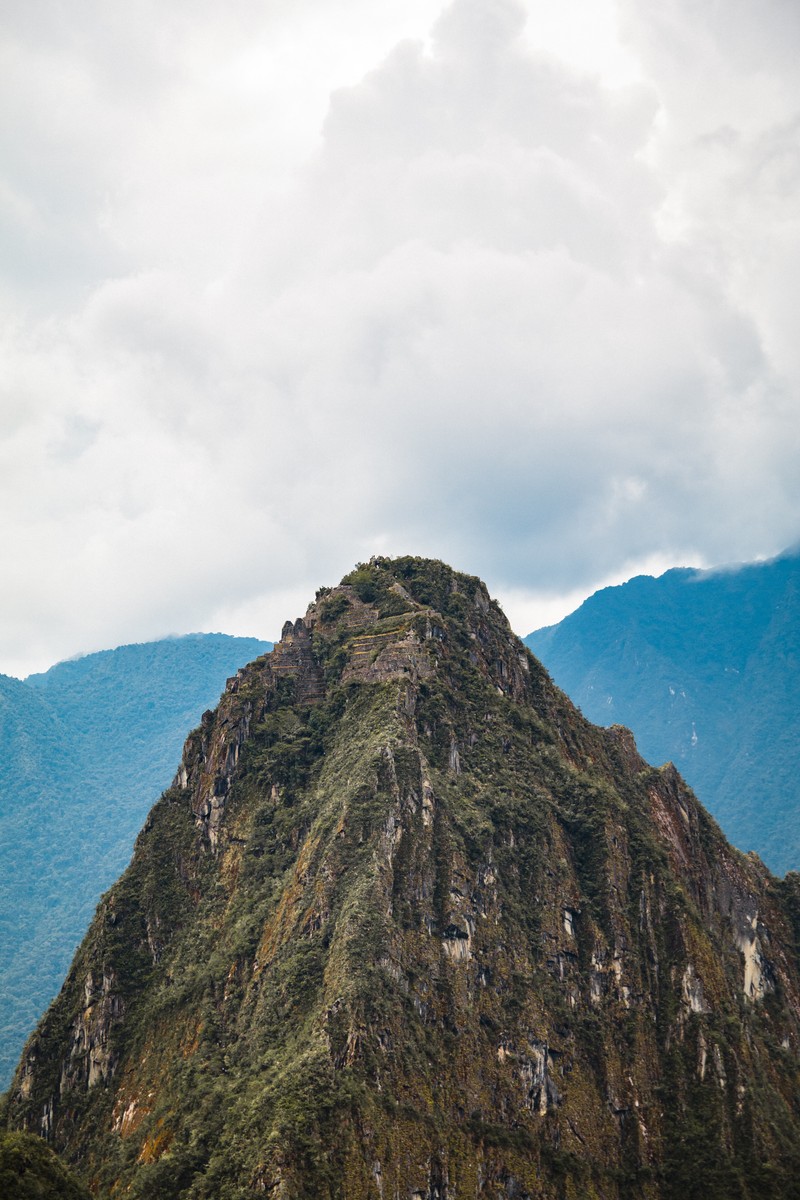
xmin=0 ymin=633 xmax=272 ymax=1089
xmin=525 ymin=548 xmax=800 ymax=875
xmin=5 ymin=557 xmax=800 ymax=1199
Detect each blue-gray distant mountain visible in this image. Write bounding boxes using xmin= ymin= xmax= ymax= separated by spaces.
xmin=0 ymin=633 xmax=272 ymax=1088
xmin=525 ymin=548 xmax=800 ymax=876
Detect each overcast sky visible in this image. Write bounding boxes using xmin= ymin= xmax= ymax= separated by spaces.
xmin=2 ymin=0 xmax=800 ymax=677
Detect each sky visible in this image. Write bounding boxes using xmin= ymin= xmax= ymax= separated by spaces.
xmin=2 ymin=0 xmax=800 ymax=678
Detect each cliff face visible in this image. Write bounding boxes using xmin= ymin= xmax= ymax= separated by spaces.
xmin=6 ymin=558 xmax=800 ymax=1199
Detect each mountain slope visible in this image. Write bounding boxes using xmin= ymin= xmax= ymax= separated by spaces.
xmin=525 ymin=549 xmax=800 ymax=874
xmin=6 ymin=558 xmax=800 ymax=1199
xmin=0 ymin=634 xmax=272 ymax=1089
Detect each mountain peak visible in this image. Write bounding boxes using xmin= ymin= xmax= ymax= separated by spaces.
xmin=177 ymin=557 xmax=533 ymax=854
xmin=7 ymin=560 xmax=800 ymax=1199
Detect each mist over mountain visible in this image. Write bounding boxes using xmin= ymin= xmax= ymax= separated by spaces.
xmin=525 ymin=547 xmax=800 ymax=875
xmin=7 ymin=557 xmax=800 ymax=1199
xmin=0 ymin=633 xmax=272 ymax=1089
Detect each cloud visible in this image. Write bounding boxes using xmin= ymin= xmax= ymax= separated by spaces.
xmin=1 ymin=0 xmax=799 ymax=672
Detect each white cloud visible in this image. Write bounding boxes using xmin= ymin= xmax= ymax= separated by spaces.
xmin=1 ymin=0 xmax=799 ymax=674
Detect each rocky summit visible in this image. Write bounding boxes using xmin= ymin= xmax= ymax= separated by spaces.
xmin=5 ymin=558 xmax=800 ymax=1199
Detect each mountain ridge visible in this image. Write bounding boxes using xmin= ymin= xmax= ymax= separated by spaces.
xmin=525 ymin=547 xmax=800 ymax=874
xmin=0 ymin=632 xmax=272 ymax=1088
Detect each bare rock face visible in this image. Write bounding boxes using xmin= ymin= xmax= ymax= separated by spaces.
xmin=6 ymin=557 xmax=800 ymax=1199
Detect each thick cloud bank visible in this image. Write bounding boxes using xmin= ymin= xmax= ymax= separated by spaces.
xmin=2 ymin=0 xmax=799 ymax=672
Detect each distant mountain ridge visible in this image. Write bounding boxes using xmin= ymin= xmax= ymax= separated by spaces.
xmin=0 ymin=633 xmax=272 ymax=1088
xmin=525 ymin=547 xmax=800 ymax=875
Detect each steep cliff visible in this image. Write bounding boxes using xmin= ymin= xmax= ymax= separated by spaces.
xmin=6 ymin=558 xmax=800 ymax=1199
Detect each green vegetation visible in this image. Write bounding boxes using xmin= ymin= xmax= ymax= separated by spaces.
xmin=0 ymin=1131 xmax=90 ymax=1199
